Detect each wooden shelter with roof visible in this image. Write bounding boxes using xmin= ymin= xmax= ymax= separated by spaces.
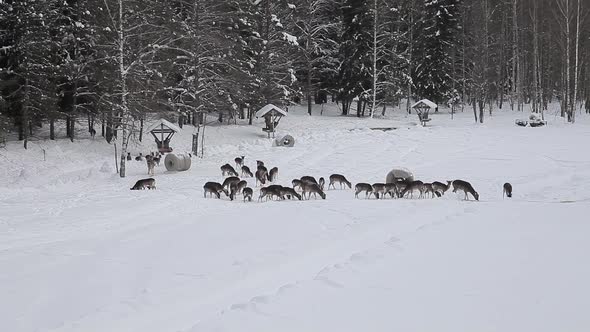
xmin=411 ymin=99 xmax=438 ymax=126
xmin=148 ymin=119 xmax=181 ymax=153
xmin=255 ymin=104 xmax=288 ymax=138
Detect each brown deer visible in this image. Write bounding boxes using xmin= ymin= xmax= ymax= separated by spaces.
xmin=328 ymin=174 xmax=352 ymax=189
xmin=451 ymin=180 xmax=480 ymax=201
xmin=354 ymin=183 xmax=373 ymax=199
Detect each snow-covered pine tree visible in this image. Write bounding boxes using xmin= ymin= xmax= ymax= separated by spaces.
xmin=224 ymin=0 xmax=261 ymax=124
xmin=55 ymin=0 xmax=98 ymax=141
xmin=467 ymin=0 xmax=493 ymax=123
xmin=0 ymin=0 xmax=63 ymax=148
xmin=369 ymin=0 xmax=409 ymax=117
xmin=338 ymin=0 xmax=373 ymax=116
xmin=157 ymin=0 xmax=234 ymax=126
xmin=251 ymin=0 xmax=299 ymax=110
xmin=289 ymin=0 xmax=341 ymax=115
xmin=413 ymin=0 xmax=461 ymax=105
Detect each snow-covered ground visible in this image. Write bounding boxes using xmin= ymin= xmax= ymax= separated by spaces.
xmin=1 ymin=104 xmax=590 ymax=332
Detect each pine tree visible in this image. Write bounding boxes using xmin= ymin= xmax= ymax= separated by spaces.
xmin=252 ymin=0 xmax=298 ymax=109
xmin=338 ymin=0 xmax=373 ymax=116
xmin=158 ymin=0 xmax=234 ymax=126
xmin=413 ymin=0 xmax=461 ymax=104
xmin=55 ymin=0 xmax=98 ymax=141
xmin=0 ymin=0 xmax=63 ymax=148
xmin=225 ymin=0 xmax=262 ymax=124
xmin=289 ymin=0 xmax=341 ymax=115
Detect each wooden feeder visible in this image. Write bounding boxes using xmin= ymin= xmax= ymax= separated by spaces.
xmin=147 ymin=118 xmax=181 ymax=153
xmin=255 ymin=104 xmax=288 ymax=138
xmin=411 ymin=99 xmax=438 ymax=126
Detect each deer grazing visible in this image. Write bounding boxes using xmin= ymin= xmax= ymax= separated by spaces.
xmin=328 ymin=174 xmax=352 ymax=189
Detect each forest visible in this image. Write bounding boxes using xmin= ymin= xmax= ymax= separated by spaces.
xmin=1 ymin=0 xmax=589 ymax=148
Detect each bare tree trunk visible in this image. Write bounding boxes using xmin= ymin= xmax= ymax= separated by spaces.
xmin=483 ymin=0 xmax=491 ymax=116
xmin=479 ymin=98 xmax=484 ymax=124
xmin=472 ymin=96 xmax=478 ymax=123
xmin=22 ymin=79 xmax=29 ymax=149
xmin=139 ymin=116 xmax=144 ymax=142
xmin=511 ymin=0 xmax=518 ymax=111
xmin=50 ymin=118 xmax=55 ymax=140
xmin=370 ymin=0 xmax=377 ymax=118
xmin=557 ymin=0 xmax=572 ymax=121
xmin=356 ymin=99 xmax=362 ymax=117
xmin=499 ymin=11 xmax=507 ymax=110
xmin=531 ymin=1 xmax=540 ymax=113
xmin=118 ymin=0 xmax=130 ymax=178
xmin=406 ymin=0 xmax=414 ymax=115
xmin=461 ymin=2 xmax=466 ymax=113
xmin=571 ymin=0 xmax=581 ymax=123
xmin=307 ymin=59 xmax=312 ymax=116
xmin=342 ymin=99 xmax=350 ymax=115
xmin=66 ymin=115 xmax=71 ymax=138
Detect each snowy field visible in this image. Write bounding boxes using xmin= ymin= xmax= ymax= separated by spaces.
xmin=1 ymin=105 xmax=590 ymax=332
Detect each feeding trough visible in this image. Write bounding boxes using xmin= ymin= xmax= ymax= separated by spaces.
xmin=148 ymin=119 xmax=181 ymax=153
xmin=256 ymin=104 xmax=288 ymax=138
xmin=412 ymin=99 xmax=437 ymax=126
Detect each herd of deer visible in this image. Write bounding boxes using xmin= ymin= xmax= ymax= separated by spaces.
xmin=200 ymin=155 xmax=515 ymax=202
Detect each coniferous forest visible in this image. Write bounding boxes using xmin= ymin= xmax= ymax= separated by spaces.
xmin=1 ymin=0 xmax=589 ymax=148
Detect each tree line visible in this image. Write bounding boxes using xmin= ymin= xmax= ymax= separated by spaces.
xmin=1 ymin=0 xmax=589 ymax=174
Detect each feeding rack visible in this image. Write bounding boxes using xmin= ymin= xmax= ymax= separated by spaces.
xmin=255 ymin=104 xmax=288 ymax=138
xmin=411 ymin=99 xmax=437 ymax=126
xmin=148 ymin=119 xmax=181 ymax=153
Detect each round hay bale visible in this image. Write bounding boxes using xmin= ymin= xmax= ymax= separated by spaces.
xmin=386 ymin=168 xmax=414 ymax=183
xmin=164 ymin=153 xmax=192 ymax=172
xmin=274 ymin=134 xmax=295 ymax=147
xmin=164 ymin=154 xmax=179 ymax=171
xmin=177 ymin=153 xmax=191 ymax=171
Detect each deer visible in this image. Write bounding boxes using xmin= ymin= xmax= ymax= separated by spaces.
xmin=235 ymin=156 xmax=245 ymax=169
xmin=130 ymin=178 xmax=156 ymax=190
xmin=354 ymin=183 xmax=373 ymax=199
xmin=221 ymin=164 xmax=239 ymax=177
xmin=301 ymin=182 xmax=326 ymax=200
xmin=451 ymin=180 xmax=480 ymax=201
xmin=328 ymin=174 xmax=352 ymax=189
xmin=203 ymin=182 xmax=229 ymax=198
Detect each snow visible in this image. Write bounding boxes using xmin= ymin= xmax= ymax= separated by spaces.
xmin=1 ymin=104 xmax=590 ymax=332
xmin=283 ymin=32 xmax=299 ymax=46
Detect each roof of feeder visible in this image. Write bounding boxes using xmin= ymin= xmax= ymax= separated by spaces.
xmin=147 ymin=119 xmax=181 ymax=133
xmin=255 ymin=104 xmax=288 ymax=118
xmin=411 ymin=99 xmax=438 ymax=109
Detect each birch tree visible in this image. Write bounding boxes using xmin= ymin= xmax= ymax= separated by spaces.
xmin=97 ymin=0 xmax=171 ymax=177
xmin=555 ymin=0 xmax=572 ymax=120
xmin=571 ymin=0 xmax=582 ymax=123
